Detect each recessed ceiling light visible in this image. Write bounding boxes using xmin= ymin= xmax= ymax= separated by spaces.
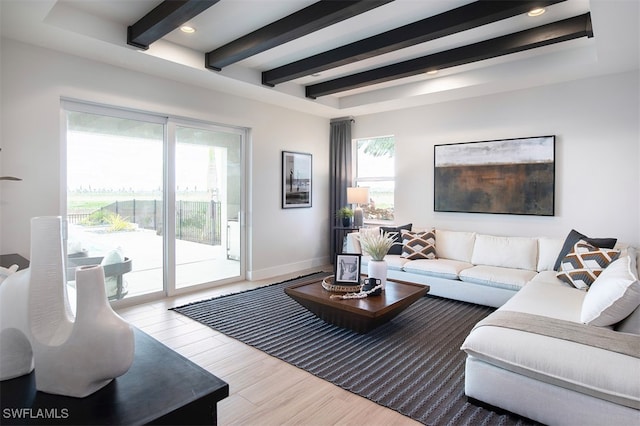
xmin=180 ymin=26 xmax=196 ymax=34
xmin=310 ymin=73 xmax=321 ymax=77
xmin=527 ymin=8 xmax=545 ymax=17
xmin=426 ymin=70 xmax=438 ymax=75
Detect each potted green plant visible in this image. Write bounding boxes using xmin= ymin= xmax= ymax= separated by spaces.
xmin=336 ymin=206 xmax=354 ymax=227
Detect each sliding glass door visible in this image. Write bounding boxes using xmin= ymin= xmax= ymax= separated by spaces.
xmin=65 ymin=108 xmax=165 ymax=299
xmin=174 ymin=124 xmax=242 ymax=289
xmin=64 ymin=102 xmax=244 ymax=301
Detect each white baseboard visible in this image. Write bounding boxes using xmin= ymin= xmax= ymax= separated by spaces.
xmin=247 ymin=256 xmax=330 ymax=281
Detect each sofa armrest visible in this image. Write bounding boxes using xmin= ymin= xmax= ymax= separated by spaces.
xmin=345 ymin=232 xmax=361 ymax=254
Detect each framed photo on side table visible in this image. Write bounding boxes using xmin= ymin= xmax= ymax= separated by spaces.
xmin=282 ymin=151 xmax=312 ymax=208
xmin=334 ymin=253 xmax=361 ymax=285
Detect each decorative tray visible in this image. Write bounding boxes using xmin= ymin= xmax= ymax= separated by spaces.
xmin=321 ymin=275 xmax=362 ymax=293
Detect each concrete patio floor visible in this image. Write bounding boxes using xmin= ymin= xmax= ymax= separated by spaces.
xmin=67 ymin=224 xmax=240 ymax=299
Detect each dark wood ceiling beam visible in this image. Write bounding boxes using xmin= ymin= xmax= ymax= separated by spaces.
xmin=263 ymin=0 xmax=565 ymax=87
xmin=205 ymin=0 xmax=394 ymax=71
xmin=305 ymin=13 xmax=592 ymax=99
xmin=128 ymin=0 xmax=220 ymax=50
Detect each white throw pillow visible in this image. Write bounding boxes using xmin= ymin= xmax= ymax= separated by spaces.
xmin=471 ymin=234 xmax=538 ymax=271
xmin=434 ymin=229 xmax=476 ymax=263
xmin=101 ymin=248 xmax=125 ymax=298
xmin=537 ymin=237 xmax=565 ymax=272
xmin=581 ymin=255 xmax=640 ymax=326
xmin=101 ymin=248 xmax=124 ymax=267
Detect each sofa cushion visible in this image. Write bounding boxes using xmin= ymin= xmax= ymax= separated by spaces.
xmin=401 ymin=258 xmax=473 ymax=280
xmin=381 ymin=224 xmax=412 ymax=255
xmin=462 ymin=278 xmax=640 ymax=410
xmin=400 ymin=230 xmax=436 ymax=260
xmin=554 ymin=229 xmax=617 ymax=271
xmin=471 ymin=234 xmax=538 ymax=271
xmin=360 ymin=254 xmax=410 ymax=271
xmin=459 ymin=265 xmax=537 ymax=291
xmin=537 ymin=237 xmax=565 ymax=272
xmin=556 ymin=240 xmax=620 ymax=290
xmin=581 ymin=255 xmax=640 ymax=326
xmin=461 ymin=324 xmax=640 ymax=410
xmin=434 ymin=230 xmax=475 ymax=263
xmin=500 ymin=278 xmax=585 ymax=321
xmin=529 ymin=270 xmax=572 ymax=287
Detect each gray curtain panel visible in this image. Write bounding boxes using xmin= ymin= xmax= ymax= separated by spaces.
xmin=329 ymin=117 xmax=353 ymax=260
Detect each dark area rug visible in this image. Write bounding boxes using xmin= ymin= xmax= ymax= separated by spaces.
xmin=172 ymin=272 xmax=534 ymax=425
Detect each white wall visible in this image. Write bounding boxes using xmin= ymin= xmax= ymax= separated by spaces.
xmin=2 ymin=38 xmax=638 ymax=282
xmin=353 ymin=71 xmax=640 ymax=246
xmin=0 ymin=39 xmax=330 ymax=279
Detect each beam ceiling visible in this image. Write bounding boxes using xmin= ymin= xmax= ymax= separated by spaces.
xmin=127 ymin=0 xmax=220 ymax=50
xmin=124 ymin=0 xmax=596 ymax=106
xmin=262 ymin=0 xmax=565 ymax=87
xmin=305 ymin=13 xmax=593 ymax=99
xmin=205 ymin=0 xmax=394 ymax=71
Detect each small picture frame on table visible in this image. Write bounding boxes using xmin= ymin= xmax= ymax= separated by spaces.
xmin=334 ymin=253 xmax=361 ymax=285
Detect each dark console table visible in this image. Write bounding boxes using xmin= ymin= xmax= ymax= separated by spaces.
xmin=0 ymin=328 xmax=229 ymax=425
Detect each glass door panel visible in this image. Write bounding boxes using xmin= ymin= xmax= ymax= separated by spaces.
xmin=175 ymin=125 xmax=242 ymax=289
xmin=66 ymin=111 xmax=164 ymax=300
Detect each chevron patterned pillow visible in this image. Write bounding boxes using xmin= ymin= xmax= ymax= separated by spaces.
xmin=556 ymin=240 xmax=620 ymax=290
xmin=401 ymin=230 xmax=436 ymax=260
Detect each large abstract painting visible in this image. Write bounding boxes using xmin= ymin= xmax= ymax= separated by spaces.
xmin=434 ymin=136 xmax=555 ymax=216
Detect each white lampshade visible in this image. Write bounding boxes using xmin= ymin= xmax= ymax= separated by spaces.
xmin=347 ymin=187 xmax=369 ymax=204
xmin=347 ymin=187 xmax=369 ymax=228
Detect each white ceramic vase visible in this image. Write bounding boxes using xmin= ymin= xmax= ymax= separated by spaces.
xmin=367 ymin=259 xmax=388 ymax=290
xmin=0 ymin=216 xmax=135 ymax=397
xmin=0 ymin=268 xmax=33 ymax=380
xmin=33 ymin=264 xmax=135 ymax=397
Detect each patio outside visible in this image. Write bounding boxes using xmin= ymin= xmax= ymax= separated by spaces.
xmin=66 ymin=220 xmax=240 ymax=299
xmin=64 ymin=107 xmax=244 ymax=300
xmin=67 ymin=187 xmax=240 ymax=296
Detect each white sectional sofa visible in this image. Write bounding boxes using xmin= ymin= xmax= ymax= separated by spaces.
xmin=346 ymin=227 xmax=640 ymax=425
xmin=346 ymin=228 xmax=568 ymax=307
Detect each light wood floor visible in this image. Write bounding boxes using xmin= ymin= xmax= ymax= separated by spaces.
xmin=115 ymin=268 xmax=420 ymax=426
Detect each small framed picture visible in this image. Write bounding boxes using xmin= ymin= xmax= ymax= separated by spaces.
xmin=282 ymin=151 xmax=312 ymax=208
xmin=334 ymin=253 xmax=361 ymax=285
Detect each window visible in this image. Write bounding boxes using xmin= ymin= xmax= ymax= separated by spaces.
xmin=354 ymin=136 xmax=395 ymax=222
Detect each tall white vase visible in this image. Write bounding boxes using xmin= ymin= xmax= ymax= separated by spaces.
xmin=367 ymin=259 xmax=388 ymax=290
xmin=0 ymin=215 xmax=70 ymax=381
xmin=0 ymin=216 xmax=135 ymax=397
xmin=33 ymin=264 xmax=135 ymax=397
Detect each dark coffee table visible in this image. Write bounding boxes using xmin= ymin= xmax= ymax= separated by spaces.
xmin=285 ymin=277 xmax=429 ymax=333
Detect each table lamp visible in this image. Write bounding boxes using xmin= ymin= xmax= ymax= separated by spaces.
xmin=347 ymin=187 xmax=369 ymax=228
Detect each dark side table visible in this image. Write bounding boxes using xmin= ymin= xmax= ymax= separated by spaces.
xmin=0 ymin=253 xmax=30 ymax=270
xmin=0 ymin=328 xmax=229 ymax=425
